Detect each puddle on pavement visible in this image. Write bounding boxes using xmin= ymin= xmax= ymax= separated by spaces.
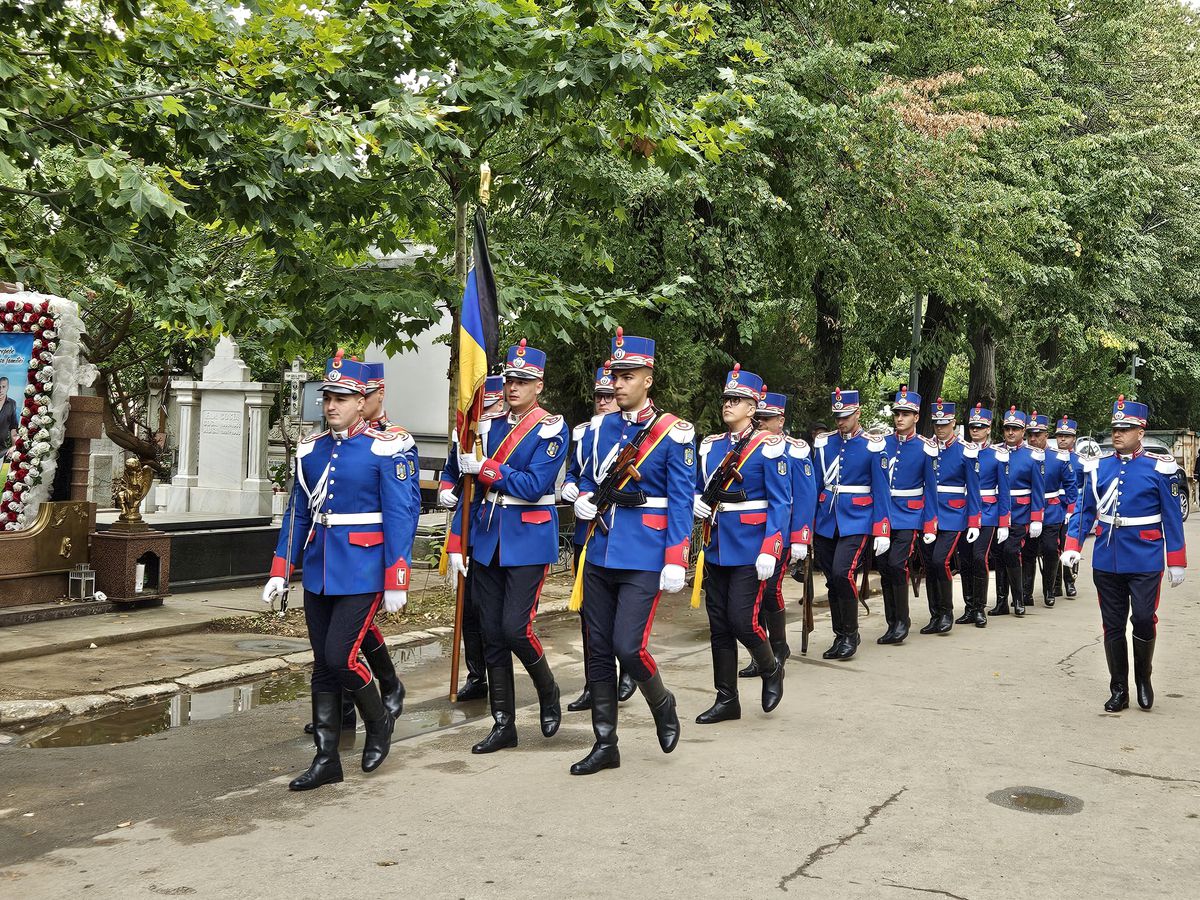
xmin=16 ymin=639 xmax=461 ymax=750
xmin=986 ymin=786 xmax=1083 ymax=815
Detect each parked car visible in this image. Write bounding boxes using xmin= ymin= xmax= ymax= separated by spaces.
xmin=1094 ymin=437 xmax=1190 ymax=522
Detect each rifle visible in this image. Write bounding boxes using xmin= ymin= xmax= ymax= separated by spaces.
xmin=590 ymin=411 xmax=664 ymax=533
xmin=909 ymin=540 xmax=924 ymax=599
xmin=858 ymin=546 xmax=872 ymax=615
xmin=697 ymin=431 xmax=754 ymax=541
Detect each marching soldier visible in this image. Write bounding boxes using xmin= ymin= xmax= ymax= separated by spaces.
xmin=570 ymin=329 xmax=694 ymax=775
xmin=1026 ymin=411 xmax=1077 ymax=607
xmin=1062 ymin=396 xmax=1187 ymax=712
xmin=813 ymin=389 xmax=893 ymax=660
xmin=693 ymin=366 xmax=789 ymax=722
xmin=738 ymin=390 xmax=816 ymax=675
xmin=438 ymin=374 xmax=506 ymax=701
xmin=560 ymin=366 xmax=635 ymax=711
xmin=263 ymin=353 xmax=421 ymax=790
xmin=921 ymin=399 xmax=982 ymax=633
xmin=1052 ymin=416 xmax=1083 ymax=599
xmin=992 ymin=407 xmax=1044 ymax=617
xmin=877 ymin=386 xmax=931 ymax=645
xmin=447 ymin=341 xmax=568 ymax=753
xmin=960 ymin=404 xmax=1010 ymax=626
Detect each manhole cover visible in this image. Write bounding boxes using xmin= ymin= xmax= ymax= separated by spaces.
xmin=234 ymin=638 xmax=311 ymax=653
xmin=987 ymin=786 xmax=1083 ymax=815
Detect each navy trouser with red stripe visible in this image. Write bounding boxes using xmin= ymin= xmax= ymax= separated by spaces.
xmin=959 ymin=525 xmax=994 ymax=591
xmin=921 ymin=529 xmax=962 ymax=613
xmin=470 ymin=557 xmax=548 ymax=668
xmin=814 ymin=532 xmax=870 ymax=637
xmin=304 ymin=590 xmax=384 ymax=694
xmin=581 ymin=562 xmax=661 ymax=683
xmin=1094 ymin=569 xmax=1162 ymax=641
xmin=704 ymin=562 xmax=768 ymax=652
xmin=762 ymin=556 xmax=788 ymax=614
xmin=877 ymin=529 xmax=918 ymax=589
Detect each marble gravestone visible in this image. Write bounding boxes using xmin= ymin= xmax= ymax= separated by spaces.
xmin=166 ymin=336 xmax=278 ymax=516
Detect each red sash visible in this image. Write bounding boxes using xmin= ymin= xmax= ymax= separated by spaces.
xmin=490 ymin=407 xmax=550 ymax=464
xmin=615 ymin=413 xmax=680 ymax=488
xmin=720 ymin=430 xmax=771 ymax=489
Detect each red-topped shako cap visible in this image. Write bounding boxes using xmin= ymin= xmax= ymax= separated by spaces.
xmin=607 ymin=326 xmax=655 ymax=370
xmin=893 ymin=383 xmax=921 ymax=412
xmin=1111 ymin=394 xmax=1148 ymax=428
xmin=504 ymin=338 xmax=545 ymax=380
xmin=1027 ymin=409 xmax=1049 ymax=432
xmin=968 ymin=402 xmax=993 ymax=426
xmin=323 ymin=348 xmax=369 ymax=395
xmin=931 ymin=397 xmax=957 ymax=424
xmin=830 ymin=387 xmax=861 ymax=418
xmin=723 ymin=363 xmax=764 ymax=400
xmin=1055 ymin=414 xmax=1078 ymax=435
xmin=1003 ymin=406 xmax=1028 ymax=427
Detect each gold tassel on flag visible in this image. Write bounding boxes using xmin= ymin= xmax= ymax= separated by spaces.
xmin=690 ymin=548 xmax=705 ymax=609
xmin=438 ymin=535 xmax=449 ymax=577
xmin=568 ymin=542 xmax=588 ymax=611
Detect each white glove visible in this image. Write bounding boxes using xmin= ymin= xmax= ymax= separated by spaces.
xmin=1168 ymin=566 xmax=1185 ymax=588
xmin=1029 ymin=521 xmax=1043 ymax=539
xmin=573 ymin=492 xmax=597 ymax=521
xmin=755 ymin=553 xmax=776 ymax=581
xmin=997 ymin=527 xmax=1009 ymax=544
xmin=790 ymin=542 xmax=808 ymax=563
xmin=383 ymin=589 xmax=407 ymax=613
xmin=659 ymin=563 xmax=686 ymax=593
xmin=1060 ymin=549 xmax=1081 ymax=567
xmin=966 ymin=527 xmax=980 ymax=544
xmin=693 ymin=496 xmax=713 ymax=520
xmin=873 ymin=536 xmax=890 ymax=556
xmin=262 ymin=576 xmax=286 ymax=605
xmin=457 ymin=452 xmax=483 ymax=475
xmin=923 ymin=531 xmax=936 ymax=545
xmin=448 ymin=552 xmax=468 ymax=580
xmin=560 ymin=482 xmax=580 ymax=503
xmin=438 ymin=488 xmax=458 ymax=509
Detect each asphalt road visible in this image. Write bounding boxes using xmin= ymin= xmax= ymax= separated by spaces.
xmin=3 ymin=522 xmax=1200 ymax=898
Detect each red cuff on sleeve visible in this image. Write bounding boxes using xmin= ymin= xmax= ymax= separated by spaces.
xmin=760 ymin=532 xmax=783 ymax=558
xmin=790 ymin=525 xmax=812 ymax=545
xmin=386 ymin=559 xmax=410 ymax=589
xmin=968 ymin=514 xmax=981 ymax=529
xmin=446 ymin=532 xmax=462 ymax=555
xmin=999 ymin=514 xmax=1011 ymax=528
xmin=665 ymin=539 xmax=689 ymax=568
xmin=270 ymin=556 xmax=293 ymax=580
xmin=873 ymin=519 xmax=891 ymax=537
xmin=476 ymin=459 xmax=502 ymax=488
xmin=1167 ymin=549 xmax=1187 ymax=568
xmin=1067 ymin=503 xmax=1076 ymax=515
xmin=439 ymin=478 xmax=456 ymax=491
xmin=1063 ymin=536 xmax=1081 ymax=553
xmin=923 ymin=519 xmax=938 ymax=535
xmin=1031 ymin=510 xmax=1044 ymax=522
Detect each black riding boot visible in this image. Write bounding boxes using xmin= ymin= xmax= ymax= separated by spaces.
xmin=767 ymin=606 xmax=792 ymax=665
xmin=970 ymin=572 xmax=988 ymax=627
xmin=1009 ymin=562 xmax=1026 ymax=617
xmin=955 ymin=572 xmax=975 ymax=625
xmin=990 ymin=565 xmax=1010 ymax=615
xmin=740 ymin=605 xmax=770 ymax=677
xmin=570 ymin=680 xmax=620 ymax=775
xmin=891 ymin=577 xmax=910 ymax=643
xmin=751 ymin=642 xmax=784 ymax=712
xmin=618 ymin=668 xmax=637 ymax=702
xmin=1133 ymin=637 xmax=1155 ymax=710
xmin=305 ymin=690 xmax=355 ymax=736
xmin=568 ymin=683 xmax=593 ymax=712
xmin=697 ymin=647 xmax=742 ymax=724
xmin=1064 ymin=563 xmax=1078 ymax=597
xmin=472 ymin=665 xmax=518 ymax=753
xmin=1041 ymin=555 xmax=1056 ymax=607
xmin=290 ymin=692 xmax=344 ymax=791
xmin=638 ymin=671 xmax=681 ymax=752
xmin=525 ymin=655 xmax=561 ymax=738
xmin=364 ymin=641 xmax=405 ymax=720
xmin=878 ymin=580 xmax=899 ymax=644
xmin=920 ymin=578 xmax=942 ymax=634
xmin=455 ymin=628 xmax=489 ymax=701
xmin=352 ymin=681 xmax=394 ymax=773
xmin=1020 ymin=556 xmax=1036 ymax=615
xmin=1103 ymin=639 xmax=1130 ymax=712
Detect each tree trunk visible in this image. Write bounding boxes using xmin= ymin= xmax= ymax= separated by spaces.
xmin=915 ymin=291 xmax=954 ymax=436
xmin=813 ymin=267 xmax=842 ymax=391
xmin=967 ymin=322 xmax=997 ymax=415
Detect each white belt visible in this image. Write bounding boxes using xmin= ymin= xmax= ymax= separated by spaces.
xmin=1046 ymin=490 xmax=1064 ymax=498
xmin=890 ymin=487 xmax=924 ymax=497
xmin=1099 ymin=513 xmax=1161 ymax=527
xmin=637 ymin=497 xmax=669 ymax=508
xmin=717 ymin=500 xmax=769 ymax=513
xmin=832 ymin=484 xmax=870 ymax=494
xmin=981 ymin=488 xmax=998 ymax=497
xmin=1010 ymin=489 xmax=1031 ymax=497
xmin=485 ymin=492 xmax=556 ymax=507
xmin=936 ymin=485 xmax=966 ymax=495
xmin=317 ymin=512 xmax=382 ymax=526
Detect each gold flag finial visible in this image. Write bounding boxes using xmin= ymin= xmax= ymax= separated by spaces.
xmin=479 ymin=161 xmax=492 ymax=206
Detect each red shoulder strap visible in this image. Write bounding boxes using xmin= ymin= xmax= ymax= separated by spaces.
xmin=491 ymin=408 xmax=549 ymax=464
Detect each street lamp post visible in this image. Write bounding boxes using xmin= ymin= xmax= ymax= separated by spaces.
xmin=1130 ymin=354 xmax=1146 ymax=399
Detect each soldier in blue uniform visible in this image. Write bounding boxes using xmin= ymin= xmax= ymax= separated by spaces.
xmin=446 ymin=341 xmax=568 ymax=753
xmin=263 ymin=353 xmax=421 ymax=790
xmin=991 ymin=407 xmax=1045 ymax=618
xmin=693 ymin=366 xmax=789 ymax=721
xmin=921 ymin=399 xmax=982 ymax=633
xmin=1062 ymin=396 xmax=1187 ymax=712
xmin=560 ymin=366 xmax=633 ymax=712
xmin=1052 ymin=416 xmax=1083 ymax=599
xmin=813 ymin=389 xmax=893 ymax=660
xmin=438 ymin=375 xmax=505 ymax=701
xmin=737 ymin=390 xmax=816 ymax=676
xmin=1026 ymin=411 xmax=1077 ymax=608
xmin=570 ymin=329 xmax=694 ymax=775
xmin=960 ymin=404 xmax=1010 ymax=627
xmin=877 ymin=386 xmax=931 ymax=645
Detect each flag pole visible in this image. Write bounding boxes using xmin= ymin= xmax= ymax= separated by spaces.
xmin=449 ymin=162 xmax=492 ymax=702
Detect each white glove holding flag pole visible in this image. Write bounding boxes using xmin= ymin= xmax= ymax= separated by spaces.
xmin=438 ymin=488 xmax=458 ymax=509
xmin=573 ymin=492 xmax=597 ymax=521
xmin=1029 ymin=520 xmax=1043 ymax=539
xmin=997 ymin=526 xmax=1009 ymax=544
xmin=1169 ymin=566 xmax=1186 ymax=587
xmin=966 ymin=527 xmax=980 ymax=544
xmin=755 ymin=553 xmax=776 ymax=581
xmin=693 ymin=496 xmax=713 ymax=520
xmin=923 ymin=531 xmax=936 ymax=545
xmin=262 ymin=576 xmax=286 ymax=605
xmin=659 ymin=564 xmax=686 ymax=593
xmin=560 ymin=482 xmax=580 ymax=503
xmin=873 ymin=536 xmax=890 ymax=556
xmin=383 ymin=589 xmax=407 ymax=613
xmin=1060 ymin=549 xmax=1081 ymax=568
xmin=790 ymin=542 xmax=808 ymax=563
xmin=448 ymin=553 xmax=469 ymax=581
xmin=457 ymin=452 xmax=483 ymax=476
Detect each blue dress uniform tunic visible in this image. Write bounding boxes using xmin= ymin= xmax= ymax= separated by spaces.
xmin=787 ymin=438 xmax=817 ymax=548
xmin=697 ymin=431 xmax=791 ymax=566
xmin=923 ymin=437 xmax=983 ymax=534
xmin=565 ymin=420 xmax=591 ymax=547
xmin=977 ymin=444 xmax=1012 ymax=528
xmin=813 ymin=430 xmax=894 ymax=539
xmin=1005 ymin=443 xmax=1046 ymax=528
xmin=885 ymin=432 xmax=934 ymax=532
xmin=1042 ymin=450 xmax=1078 ymax=527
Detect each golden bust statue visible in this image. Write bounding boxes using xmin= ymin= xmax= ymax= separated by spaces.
xmin=112 ymin=458 xmax=154 ymax=530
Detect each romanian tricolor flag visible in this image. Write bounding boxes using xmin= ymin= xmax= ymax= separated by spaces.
xmin=456 ymin=207 xmax=501 ymax=451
